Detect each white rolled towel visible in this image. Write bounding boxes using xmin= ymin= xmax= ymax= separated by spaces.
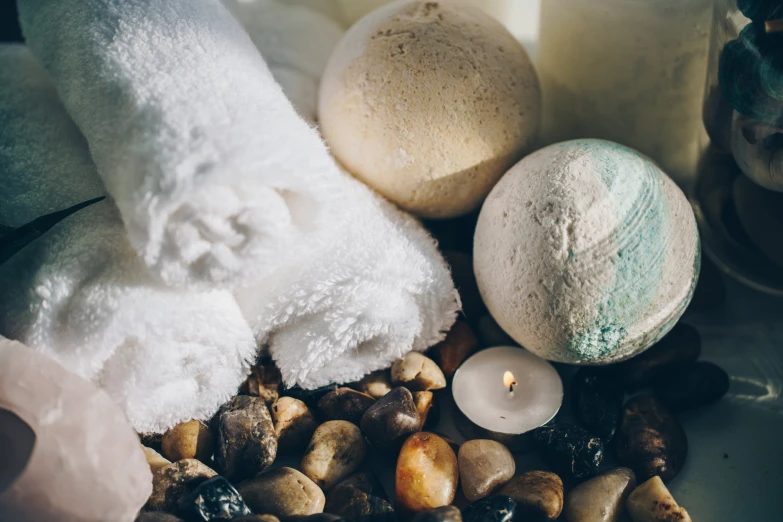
xmin=0 ymin=45 xmax=257 ymax=434
xmin=18 ymin=0 xmax=341 ymax=288
xmin=20 ymin=0 xmax=460 ymax=389
xmin=222 ymin=0 xmax=345 ymax=123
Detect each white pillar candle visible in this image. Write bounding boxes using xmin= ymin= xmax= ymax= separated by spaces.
xmin=452 ymin=346 xmax=563 ymax=438
xmin=538 ymin=0 xmax=713 ymax=189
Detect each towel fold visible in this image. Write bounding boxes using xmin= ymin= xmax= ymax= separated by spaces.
xmin=18 ymin=0 xmax=340 ymax=288
xmin=19 ymin=0 xmax=460 ymax=390
xmin=222 ymin=0 xmax=345 ymax=123
xmin=0 ymin=45 xmax=257 ymax=434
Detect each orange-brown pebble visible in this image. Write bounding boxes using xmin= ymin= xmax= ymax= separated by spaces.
xmin=395 ymin=432 xmax=459 ymax=514
xmin=430 ymin=321 xmax=479 ymax=379
xmin=161 ymin=419 xmax=214 ymax=463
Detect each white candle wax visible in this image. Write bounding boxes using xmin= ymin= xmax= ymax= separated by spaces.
xmin=452 ymin=346 xmax=563 ymax=434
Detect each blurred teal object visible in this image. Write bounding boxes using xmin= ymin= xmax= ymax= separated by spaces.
xmin=0 ymin=196 xmax=104 ymax=265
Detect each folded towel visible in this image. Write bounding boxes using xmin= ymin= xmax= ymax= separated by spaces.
xmin=18 ymin=0 xmax=340 ymax=288
xmin=223 ymin=0 xmax=345 ymax=123
xmin=20 ymin=0 xmax=460 ymax=389
xmin=0 ymin=45 xmax=257 ymax=434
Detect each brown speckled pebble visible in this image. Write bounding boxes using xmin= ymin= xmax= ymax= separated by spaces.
xmin=563 ymin=467 xmax=636 ymax=522
xmin=238 ymin=467 xmax=326 ymax=518
xmin=496 ymin=470 xmax=564 ymax=520
xmin=213 ymin=396 xmax=277 ymax=482
xmin=301 ymin=421 xmax=367 ymax=491
xmin=144 ymin=459 xmax=217 ymax=512
xmin=457 ymin=440 xmax=515 ymax=501
xmin=396 ymin=433 xmax=459 ymax=514
xmin=160 ymin=419 xmax=214 ymax=463
xmin=615 ymin=395 xmax=687 ymax=482
xmin=626 ymin=476 xmax=691 ymax=522
xmin=240 ymin=363 xmax=282 ymax=405
xmin=391 ymin=352 xmax=447 ymax=391
xmin=324 ymin=472 xmax=395 ymax=522
xmin=271 ymin=397 xmax=318 ymax=454
xmin=430 ymin=321 xmax=479 ymax=379
xmin=318 ymin=388 xmax=376 ymax=425
xmin=413 ymin=391 xmax=436 ymax=429
xmin=354 ymin=370 xmax=393 ymax=399
xmin=360 ymin=387 xmax=420 ymax=450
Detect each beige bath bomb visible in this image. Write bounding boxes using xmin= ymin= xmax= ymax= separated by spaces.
xmin=0 ymin=336 xmax=152 ymax=521
xmin=319 ymin=0 xmax=541 ymax=218
xmin=474 ymin=140 xmax=700 ymax=364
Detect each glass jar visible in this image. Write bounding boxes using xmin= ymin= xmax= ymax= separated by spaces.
xmin=537 ymin=0 xmax=714 ymax=189
xmin=693 ymin=0 xmax=783 ymax=294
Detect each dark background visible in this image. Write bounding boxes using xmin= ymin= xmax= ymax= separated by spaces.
xmin=1 ymin=0 xmax=23 ymax=42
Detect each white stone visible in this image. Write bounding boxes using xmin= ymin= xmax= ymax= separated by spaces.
xmin=0 ymin=337 xmax=152 ymax=522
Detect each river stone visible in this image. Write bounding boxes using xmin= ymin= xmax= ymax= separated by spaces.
xmin=614 ymin=324 xmax=701 ymax=390
xmin=458 ymin=440 xmax=515 ymax=501
xmin=324 ymin=473 xmax=395 ymax=522
xmin=496 ymin=471 xmax=563 ymax=520
xmin=286 ymin=514 xmax=347 ymax=522
xmin=354 ymin=370 xmax=393 ymax=399
xmin=143 ymin=446 xmax=171 ymax=474
xmin=213 ymin=396 xmax=277 ymax=482
xmin=396 ymin=433 xmax=459 ymax=514
xmin=161 ymin=419 xmax=214 ymax=463
xmin=145 ymin=459 xmax=217 ymax=512
xmin=180 ymin=475 xmax=251 ymax=520
xmin=391 ymin=353 xmax=447 ymax=391
xmin=563 ymin=467 xmax=636 ymax=522
xmin=413 ymin=391 xmax=438 ymax=429
xmin=318 ymin=388 xmax=376 ymax=425
xmin=237 ymin=467 xmax=325 ymax=518
xmin=461 ymin=496 xmax=517 ymax=522
xmin=360 ymin=387 xmax=420 ymax=450
xmin=240 ymin=363 xmax=282 ymax=405
xmin=429 ymin=321 xmax=479 ymax=379
xmin=533 ymin=425 xmax=604 ymax=480
xmin=626 ymin=476 xmax=692 ymax=522
xmin=615 ymin=395 xmax=687 ymax=482
xmin=571 ymin=368 xmax=624 ymax=441
xmin=653 ymin=361 xmax=730 ymax=411
xmin=271 ymin=397 xmax=318 ymax=454
xmin=302 ymin=421 xmax=367 ymax=491
xmin=412 ymin=506 xmax=463 ymax=522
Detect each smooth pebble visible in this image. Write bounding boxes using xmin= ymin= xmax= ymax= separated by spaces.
xmin=318 ymin=388 xmax=376 ymax=425
xmin=360 ymin=387 xmax=420 ymax=450
xmin=616 ymin=395 xmax=687 ymax=483
xmin=496 ymin=471 xmax=563 ymax=520
xmin=271 ymin=397 xmax=319 ymax=454
xmin=571 ymin=368 xmax=624 ymax=441
xmin=212 ymin=396 xmax=277 ymax=482
xmin=396 ymin=432 xmax=459 ymax=514
xmin=413 ymin=391 xmax=437 ymax=429
xmin=324 ymin=473 xmax=395 ymax=522
xmin=142 ymin=446 xmax=171 ymax=474
xmin=145 ymin=459 xmax=217 ymax=512
xmin=302 ymin=420 xmax=367 ymax=491
xmin=626 ymin=476 xmax=692 ymax=522
xmin=391 ymin=352 xmax=447 ymax=391
xmin=355 ymin=370 xmax=393 ymax=399
xmin=563 ymin=467 xmax=636 ymax=522
xmin=237 ymin=467 xmax=325 ymax=518
xmin=412 ymin=506 xmax=463 ymax=522
xmin=458 ymin=440 xmax=515 ymax=501
xmin=161 ymin=419 xmax=214 ymax=463
xmin=240 ymin=363 xmax=282 ymax=405
xmin=430 ymin=321 xmax=479 ymax=379
xmin=653 ymin=361 xmax=730 ymax=411
xmin=180 ymin=475 xmax=251 ymax=520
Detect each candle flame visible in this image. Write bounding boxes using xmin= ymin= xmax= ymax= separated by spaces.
xmin=503 ymin=371 xmax=516 ymax=389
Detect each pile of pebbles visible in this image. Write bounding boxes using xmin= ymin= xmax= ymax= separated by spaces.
xmin=136 ymin=311 xmax=727 ymax=522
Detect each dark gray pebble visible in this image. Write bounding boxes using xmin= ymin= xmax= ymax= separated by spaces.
xmin=571 ymin=368 xmax=624 ymax=441
xmin=532 ymin=424 xmax=604 ymax=480
xmin=180 ymin=476 xmax=251 ymax=520
xmin=654 ymin=361 xmax=730 ymax=410
xmin=462 ymin=496 xmax=516 ymax=522
xmin=359 ymin=387 xmax=420 ymax=451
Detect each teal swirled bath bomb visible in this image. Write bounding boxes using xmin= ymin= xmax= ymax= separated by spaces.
xmin=474 ymin=140 xmax=700 ymax=364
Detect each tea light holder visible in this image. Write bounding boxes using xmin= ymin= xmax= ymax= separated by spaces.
xmin=451 ymin=346 xmax=563 ymax=452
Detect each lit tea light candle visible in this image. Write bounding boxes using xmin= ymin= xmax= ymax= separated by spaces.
xmin=452 ymin=346 xmax=564 ymax=451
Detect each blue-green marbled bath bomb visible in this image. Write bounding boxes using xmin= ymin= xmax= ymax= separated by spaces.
xmin=474 ymin=139 xmax=701 ymax=364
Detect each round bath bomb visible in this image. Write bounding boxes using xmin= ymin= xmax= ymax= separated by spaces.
xmin=319 ymin=0 xmax=541 ymax=218
xmin=474 ymin=140 xmax=700 ymax=364
xmin=0 ymin=336 xmax=152 ymax=521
